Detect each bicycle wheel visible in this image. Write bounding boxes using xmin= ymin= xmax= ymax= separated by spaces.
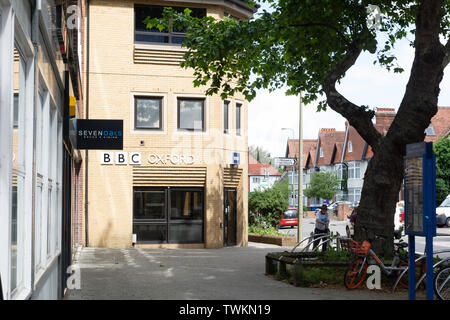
xmin=344 ymin=258 xmax=368 ymax=289
xmin=434 ymin=266 xmax=450 ymax=300
xmin=396 ymin=258 xmax=426 ymax=289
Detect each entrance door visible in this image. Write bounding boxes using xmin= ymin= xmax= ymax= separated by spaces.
xmin=223 ymin=188 xmax=237 ymax=246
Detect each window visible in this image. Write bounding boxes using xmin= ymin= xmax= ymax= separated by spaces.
xmin=252 ymin=177 xmax=260 ymax=183
xmin=133 ymin=187 xmax=204 ymax=244
xmin=236 ymin=103 xmax=241 ymax=135
xmin=13 ymin=93 xmax=19 ymax=128
xmin=348 ymin=188 xmax=361 ymax=204
xmin=223 ymin=101 xmax=229 ymax=133
xmin=348 ymin=141 xmax=353 ymax=153
xmin=177 ymin=98 xmax=204 ymax=131
xmin=135 ymin=96 xmax=162 ymax=130
xmin=425 ymin=124 xmax=435 ymax=136
xmin=320 ymin=147 xmax=324 ymax=158
xmin=348 ymin=162 xmax=361 ymax=179
xmin=134 ymin=5 xmax=206 ymax=45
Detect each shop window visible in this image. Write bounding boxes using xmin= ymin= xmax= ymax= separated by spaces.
xmin=236 ymin=103 xmax=241 ymax=135
xmin=133 ymin=187 xmax=204 ymax=244
xmin=134 ymin=4 xmax=206 ymax=45
xmin=177 ymin=98 xmax=204 ymax=131
xmin=135 ymin=96 xmax=162 ymax=130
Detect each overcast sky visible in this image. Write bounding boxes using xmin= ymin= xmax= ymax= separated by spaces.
xmin=248 ymin=4 xmax=450 ymax=158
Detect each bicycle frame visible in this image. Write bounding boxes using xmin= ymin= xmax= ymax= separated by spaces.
xmin=365 ymin=248 xmax=406 ymax=276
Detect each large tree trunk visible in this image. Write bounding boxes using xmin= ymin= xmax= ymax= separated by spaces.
xmin=322 ymin=0 xmax=448 ymax=256
xmin=354 ymin=0 xmax=446 ymax=256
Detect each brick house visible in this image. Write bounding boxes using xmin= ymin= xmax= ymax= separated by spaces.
xmin=248 ymin=155 xmax=281 ymax=192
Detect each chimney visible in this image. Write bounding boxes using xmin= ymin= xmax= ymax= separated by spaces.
xmin=376 ymin=108 xmax=396 ymax=127
xmin=320 ymin=128 xmax=336 ymax=133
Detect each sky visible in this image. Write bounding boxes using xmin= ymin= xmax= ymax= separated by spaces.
xmin=248 ymin=3 xmax=450 ymax=158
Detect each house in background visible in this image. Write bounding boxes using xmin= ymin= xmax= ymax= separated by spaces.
xmin=248 ymin=155 xmax=281 ymax=192
xmin=283 ymin=139 xmax=317 ymax=207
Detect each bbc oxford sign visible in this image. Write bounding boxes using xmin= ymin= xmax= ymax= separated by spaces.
xmin=70 ymin=119 xmax=123 ymax=150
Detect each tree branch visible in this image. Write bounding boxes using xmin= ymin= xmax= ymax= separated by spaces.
xmin=289 ymin=22 xmax=351 ymax=47
xmin=322 ymin=40 xmax=383 ymax=151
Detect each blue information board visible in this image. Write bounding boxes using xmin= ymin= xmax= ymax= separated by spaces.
xmin=404 ymin=142 xmax=436 ymax=236
xmin=403 ymin=141 xmax=436 ymax=300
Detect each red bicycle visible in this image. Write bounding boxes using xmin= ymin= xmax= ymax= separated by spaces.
xmin=344 ymin=228 xmax=425 ymax=290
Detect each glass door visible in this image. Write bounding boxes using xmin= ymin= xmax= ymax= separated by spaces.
xmin=223 ymin=188 xmax=237 ymax=246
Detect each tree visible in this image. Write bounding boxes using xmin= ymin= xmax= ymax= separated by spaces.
xmin=146 ymin=1 xmax=450 ymax=255
xmin=248 ymin=180 xmax=289 ymax=227
xmin=434 ymin=133 xmax=450 ymax=206
xmin=304 ymin=172 xmax=340 ymax=201
xmin=249 ymin=145 xmax=273 ymax=164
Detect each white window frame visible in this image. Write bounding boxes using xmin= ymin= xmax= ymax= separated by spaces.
xmin=0 ymin=4 xmax=35 ymax=299
xmin=319 ymin=147 xmax=324 ymax=158
xmin=348 ymin=141 xmax=353 ymax=153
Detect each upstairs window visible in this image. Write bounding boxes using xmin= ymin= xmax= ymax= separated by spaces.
xmin=348 ymin=141 xmax=353 ymax=153
xmin=135 ymin=96 xmax=162 ymax=130
xmin=223 ymin=101 xmax=229 ymax=134
xmin=177 ymin=98 xmax=205 ymax=131
xmin=425 ymin=124 xmax=435 ymax=136
xmin=134 ymin=5 xmax=206 ymax=45
xmin=319 ymin=147 xmax=324 ymax=158
xmin=236 ymin=103 xmax=242 ymax=136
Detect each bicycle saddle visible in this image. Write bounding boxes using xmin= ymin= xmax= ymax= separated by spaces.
xmin=395 ymin=242 xmax=408 ymax=248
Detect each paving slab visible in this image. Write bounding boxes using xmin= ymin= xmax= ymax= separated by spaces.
xmin=65 ymin=242 xmax=424 ymax=300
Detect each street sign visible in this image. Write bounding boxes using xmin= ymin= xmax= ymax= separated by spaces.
xmin=275 ymin=157 xmax=297 ymax=166
xmin=403 ymin=141 xmax=436 ymax=301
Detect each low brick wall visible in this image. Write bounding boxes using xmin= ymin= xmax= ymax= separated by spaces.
xmin=248 ymin=233 xmax=298 ymax=247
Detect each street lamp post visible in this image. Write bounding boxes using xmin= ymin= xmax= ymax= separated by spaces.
xmin=298 ymin=92 xmax=303 ymax=243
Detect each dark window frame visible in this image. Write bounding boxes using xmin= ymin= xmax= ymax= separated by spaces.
xmin=223 ymin=100 xmax=229 ymax=134
xmin=134 ymin=4 xmax=206 ymax=45
xmin=235 ymin=102 xmax=242 ymax=136
xmin=177 ymin=97 xmax=205 ymax=132
xmin=132 ymin=187 xmax=205 ymax=244
xmin=134 ymin=96 xmax=163 ymax=130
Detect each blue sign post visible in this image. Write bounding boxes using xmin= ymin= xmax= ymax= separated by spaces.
xmin=403 ymin=142 xmax=436 ymax=300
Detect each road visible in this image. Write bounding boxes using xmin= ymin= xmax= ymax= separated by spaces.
xmin=279 ymin=217 xmax=450 ymax=259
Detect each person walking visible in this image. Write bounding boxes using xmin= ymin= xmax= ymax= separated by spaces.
xmin=313 ymin=204 xmax=330 ymax=252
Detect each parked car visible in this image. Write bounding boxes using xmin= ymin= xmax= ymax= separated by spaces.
xmin=345 ymin=201 xmax=404 ymax=239
xmin=280 ymin=207 xmax=298 ymax=228
xmin=394 ymin=201 xmax=404 ymax=238
xmin=437 ymin=194 xmax=450 ymax=227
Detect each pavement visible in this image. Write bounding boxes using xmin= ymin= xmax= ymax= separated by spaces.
xmin=65 ymin=241 xmax=425 ymax=300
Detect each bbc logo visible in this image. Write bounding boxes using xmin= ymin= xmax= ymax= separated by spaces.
xmin=101 ymin=152 xmax=141 ymax=165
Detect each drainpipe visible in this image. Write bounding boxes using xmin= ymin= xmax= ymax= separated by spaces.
xmin=84 ymin=0 xmax=90 ymax=247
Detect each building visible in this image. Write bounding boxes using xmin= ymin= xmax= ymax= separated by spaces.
xmin=283 ymin=138 xmax=316 ymax=207
xmin=248 ymin=155 xmax=281 ymax=192
xmin=0 ymin=0 xmax=83 ymax=300
xmin=81 ymin=0 xmax=255 ymax=249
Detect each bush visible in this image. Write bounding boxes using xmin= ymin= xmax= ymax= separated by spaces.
xmin=248 ymin=180 xmax=289 ymax=228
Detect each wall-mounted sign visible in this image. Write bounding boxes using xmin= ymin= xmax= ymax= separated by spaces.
xmin=73 ymin=119 xmax=123 ymax=150
xmin=101 ymin=152 xmax=141 ymax=165
xmin=231 ymin=152 xmax=240 ymax=165
xmin=100 ymin=152 xmax=194 ymax=166
xmin=148 ymin=154 xmax=194 ymax=165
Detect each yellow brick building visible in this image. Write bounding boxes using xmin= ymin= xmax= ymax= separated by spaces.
xmin=84 ymin=0 xmax=254 ymax=248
